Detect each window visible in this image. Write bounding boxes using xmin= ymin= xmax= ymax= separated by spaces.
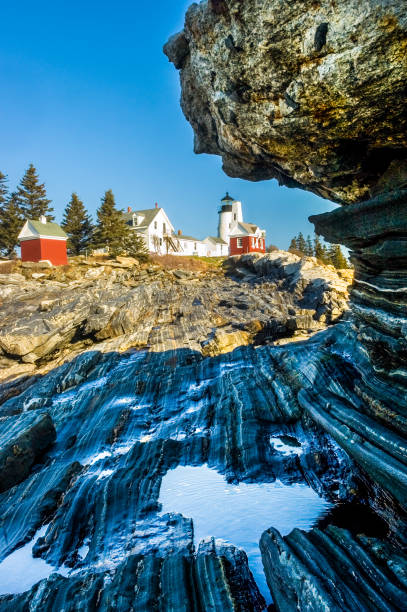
xmin=237 ymin=238 xmax=243 ymax=248
xmin=154 ymin=221 xmax=157 ymax=230
xmin=159 ymin=238 xmax=162 ymax=246
xmin=132 ymin=215 xmax=137 ymax=227
xmin=163 ymin=222 xmax=166 ymax=234
xmin=234 ymin=213 xmax=236 ymax=221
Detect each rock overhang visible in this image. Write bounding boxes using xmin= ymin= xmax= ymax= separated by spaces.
xmin=164 ymin=0 xmax=407 ymax=204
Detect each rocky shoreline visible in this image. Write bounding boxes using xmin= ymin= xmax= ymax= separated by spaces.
xmin=1 ymin=251 xmax=406 ymax=610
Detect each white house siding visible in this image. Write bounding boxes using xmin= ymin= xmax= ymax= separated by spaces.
xmin=128 ymin=208 xmax=175 ymax=255
xmin=204 ymin=238 xmax=229 ymax=257
xmin=174 ymin=238 xmax=208 ymax=257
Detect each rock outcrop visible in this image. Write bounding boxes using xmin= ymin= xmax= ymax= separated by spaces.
xmin=0 ymin=411 xmax=56 ymax=493
xmin=0 ymin=253 xmax=350 ymax=385
xmin=260 ymin=525 xmax=407 ymax=611
xmin=164 ymin=0 xmax=407 ymax=203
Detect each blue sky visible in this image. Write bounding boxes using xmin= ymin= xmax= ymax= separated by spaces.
xmin=0 ymin=1 xmax=336 ymax=249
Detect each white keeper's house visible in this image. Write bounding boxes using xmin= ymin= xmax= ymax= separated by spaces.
xmin=123 ymin=194 xmax=265 ymax=257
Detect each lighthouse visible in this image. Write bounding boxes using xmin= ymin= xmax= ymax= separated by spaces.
xmin=217 ymin=193 xmax=243 ymax=243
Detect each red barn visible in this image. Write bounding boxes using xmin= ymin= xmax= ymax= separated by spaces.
xmin=229 ymin=222 xmax=266 ymax=256
xmin=18 ymin=216 xmax=68 ymax=266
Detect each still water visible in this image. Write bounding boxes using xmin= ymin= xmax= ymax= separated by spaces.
xmin=159 ymin=464 xmax=332 ymax=604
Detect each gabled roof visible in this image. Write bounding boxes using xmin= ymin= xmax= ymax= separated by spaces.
xmin=238 ymin=222 xmax=259 ymax=234
xmin=205 ymin=236 xmax=228 ymax=245
xmin=19 ymin=220 xmax=67 ymax=240
xmin=122 ymin=208 xmax=161 ymax=226
xmin=122 ymin=208 xmax=176 ymax=231
xmin=176 ymin=234 xmax=201 ymax=242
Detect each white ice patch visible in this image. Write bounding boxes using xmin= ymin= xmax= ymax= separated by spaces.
xmin=270 ymin=436 xmax=303 ymax=456
xmin=0 ymin=526 xmax=69 ymax=595
xmin=97 ymin=469 xmax=114 ymax=480
xmin=87 ymin=450 xmax=112 ymax=466
xmin=78 ymin=543 xmax=90 ymax=560
xmin=159 ymin=465 xmax=331 ymax=606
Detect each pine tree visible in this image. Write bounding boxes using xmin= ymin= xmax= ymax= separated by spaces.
xmin=288 ymin=237 xmax=297 ymax=252
xmin=62 ymin=193 xmax=94 ymax=255
xmin=0 ymin=172 xmax=7 ymax=208
xmin=16 ymin=164 xmax=54 ymax=221
xmin=92 ymin=190 xmax=129 ymax=256
xmin=0 ymin=192 xmax=24 ymax=257
xmin=297 ymin=232 xmax=307 ymax=254
xmin=314 ymin=234 xmax=327 ymax=263
xmin=120 ymin=230 xmax=149 ymax=260
xmin=329 ymin=244 xmax=349 ymax=269
xmin=306 ymin=235 xmax=314 ymax=257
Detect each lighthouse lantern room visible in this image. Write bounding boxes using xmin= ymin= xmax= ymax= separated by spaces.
xmin=217 ymin=193 xmax=266 ymax=255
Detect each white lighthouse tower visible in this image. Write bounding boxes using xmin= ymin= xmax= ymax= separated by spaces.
xmin=218 ymin=193 xmax=243 ymax=243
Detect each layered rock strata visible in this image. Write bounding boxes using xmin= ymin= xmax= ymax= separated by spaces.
xmin=260 ymin=525 xmax=407 ymax=611
xmin=0 ymin=540 xmax=265 ymax=612
xmin=0 ymin=325 xmax=358 ymax=609
xmin=0 ymin=253 xmax=349 ymax=385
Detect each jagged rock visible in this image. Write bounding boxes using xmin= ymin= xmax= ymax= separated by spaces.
xmin=0 ymin=411 xmax=56 ymax=493
xmin=0 ymin=540 xmax=264 ymax=611
xmin=0 ymin=330 xmax=357 ymax=607
xmin=0 ymin=254 xmax=348 ymax=375
xmin=164 ymin=0 xmax=407 ymax=203
xmin=260 ymin=524 xmax=407 ymax=611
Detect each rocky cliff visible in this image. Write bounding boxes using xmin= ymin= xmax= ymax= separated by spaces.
xmin=165 ymin=1 xmax=407 ymax=608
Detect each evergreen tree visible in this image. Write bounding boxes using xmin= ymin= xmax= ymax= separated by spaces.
xmin=329 ymin=244 xmax=349 ymax=269
xmin=314 ymin=234 xmax=327 ymax=263
xmin=306 ymin=235 xmax=314 ymax=257
xmin=92 ymin=190 xmax=129 ymax=256
xmin=288 ymin=237 xmax=297 ymax=252
xmin=0 ymin=171 xmax=7 ymax=209
xmin=62 ymin=193 xmax=94 ymax=255
xmin=0 ymin=192 xmax=24 ymax=257
xmin=16 ymin=164 xmax=54 ymax=220
xmin=120 ymin=230 xmax=149 ymax=260
xmin=297 ymin=232 xmax=307 ymax=254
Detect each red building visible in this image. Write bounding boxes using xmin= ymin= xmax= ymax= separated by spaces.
xmin=18 ymin=216 xmax=68 ymax=266
xmin=229 ymin=222 xmax=266 ymax=256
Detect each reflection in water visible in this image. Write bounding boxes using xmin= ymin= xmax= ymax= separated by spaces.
xmin=0 ymin=526 xmax=69 ymax=595
xmin=159 ymin=465 xmax=333 ymax=604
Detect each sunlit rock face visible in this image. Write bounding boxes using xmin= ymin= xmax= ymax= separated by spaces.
xmin=164 ymin=0 xmax=407 ymax=204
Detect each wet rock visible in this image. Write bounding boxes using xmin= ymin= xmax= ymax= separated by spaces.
xmin=165 ymin=0 xmax=407 ymax=203
xmin=260 ymin=524 xmax=407 ymax=611
xmin=0 ymin=411 xmax=56 ymax=493
xmin=0 ymin=541 xmax=263 ymax=611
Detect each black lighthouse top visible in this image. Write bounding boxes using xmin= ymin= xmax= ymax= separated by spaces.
xmin=221 ymin=192 xmax=234 ymax=202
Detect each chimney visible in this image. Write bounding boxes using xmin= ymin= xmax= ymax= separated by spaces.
xmin=127 ymin=206 xmax=132 ymax=213
xmin=155 ymin=202 xmax=158 ymax=209
xmin=178 ymin=229 xmax=182 ymax=236
xmin=39 ymin=215 xmax=47 ymax=224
